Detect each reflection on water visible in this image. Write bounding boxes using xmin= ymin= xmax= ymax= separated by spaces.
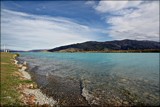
xmin=18 ymin=52 xmax=159 ymax=106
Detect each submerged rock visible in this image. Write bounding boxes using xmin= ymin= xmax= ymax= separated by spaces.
xmin=123 ymin=101 xmax=129 ymax=105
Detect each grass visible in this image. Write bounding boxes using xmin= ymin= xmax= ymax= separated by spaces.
xmin=0 ymin=52 xmax=29 ymax=106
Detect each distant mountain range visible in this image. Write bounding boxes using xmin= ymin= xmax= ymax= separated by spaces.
xmin=28 ymin=49 xmax=48 ymax=52
xmin=48 ymin=39 xmax=160 ymax=52
xmin=4 ymin=39 xmax=159 ymax=53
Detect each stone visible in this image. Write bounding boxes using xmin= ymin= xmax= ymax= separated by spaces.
xmin=120 ymin=99 xmax=123 ymax=103
xmin=14 ymin=60 xmax=18 ymax=64
xmin=33 ymin=84 xmax=38 ymax=89
xmin=6 ymin=96 xmax=11 ymax=99
xmin=18 ymin=64 xmax=23 ymax=68
xmin=121 ymin=78 xmax=127 ymax=82
xmin=149 ymin=94 xmax=156 ymax=99
xmin=116 ymin=101 xmax=121 ymax=106
xmin=143 ymin=92 xmax=149 ymax=96
xmin=91 ymin=100 xmax=99 ymax=105
xmin=134 ymin=100 xmax=138 ymax=103
xmin=23 ymin=61 xmax=27 ymax=65
xmin=19 ymin=94 xmax=24 ymax=100
xmin=123 ymin=101 xmax=129 ymax=105
xmin=29 ymin=84 xmax=34 ymax=89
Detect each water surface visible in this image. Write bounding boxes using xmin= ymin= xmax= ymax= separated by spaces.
xmin=18 ymin=52 xmax=159 ymax=106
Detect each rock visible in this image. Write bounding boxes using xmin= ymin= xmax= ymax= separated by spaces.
xmin=120 ymin=99 xmax=123 ymax=103
xmin=27 ymin=95 xmax=36 ymax=105
xmin=84 ymin=80 xmax=91 ymax=84
xmin=91 ymin=100 xmax=99 ymax=105
xmin=14 ymin=60 xmax=18 ymax=64
xmin=23 ymin=61 xmax=27 ymax=66
xmin=134 ymin=100 xmax=138 ymax=103
xmin=18 ymin=64 xmax=23 ymax=68
xmin=123 ymin=101 xmax=129 ymax=105
xmin=144 ymin=80 xmax=148 ymax=82
xmin=21 ymin=70 xmax=31 ymax=80
xmin=111 ymin=99 xmax=115 ymax=103
xmin=29 ymin=84 xmax=34 ymax=89
xmin=21 ymin=66 xmax=26 ymax=71
xmin=33 ymin=84 xmax=38 ymax=89
xmin=19 ymin=94 xmax=24 ymax=100
xmin=149 ymin=94 xmax=156 ymax=99
xmin=107 ymin=99 xmax=111 ymax=103
xmin=121 ymin=78 xmax=127 ymax=82
xmin=115 ymin=101 xmax=121 ymax=106
xmin=23 ymin=89 xmax=57 ymax=106
xmin=6 ymin=96 xmax=11 ymax=99
xmin=143 ymin=92 xmax=149 ymax=96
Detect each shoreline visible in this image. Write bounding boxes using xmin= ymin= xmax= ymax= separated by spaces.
xmin=15 ymin=55 xmax=93 ymax=106
xmin=14 ymin=53 xmax=160 ymax=106
xmin=14 ymin=55 xmax=57 ymax=106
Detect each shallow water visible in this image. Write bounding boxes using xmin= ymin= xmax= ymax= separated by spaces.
xmin=18 ymin=52 xmax=159 ymax=106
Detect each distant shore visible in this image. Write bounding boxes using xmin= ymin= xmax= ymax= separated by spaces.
xmin=12 ymin=49 xmax=160 ymax=53
xmin=48 ymin=49 xmax=160 ymax=53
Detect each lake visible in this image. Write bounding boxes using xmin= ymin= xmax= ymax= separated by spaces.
xmin=17 ymin=52 xmax=159 ymax=106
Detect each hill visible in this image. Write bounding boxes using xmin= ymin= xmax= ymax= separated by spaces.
xmin=48 ymin=39 xmax=160 ymax=52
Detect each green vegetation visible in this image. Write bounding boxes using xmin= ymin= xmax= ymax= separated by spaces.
xmin=0 ymin=52 xmax=33 ymax=106
xmin=0 ymin=52 xmax=22 ymax=106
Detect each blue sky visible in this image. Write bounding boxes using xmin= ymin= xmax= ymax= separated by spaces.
xmin=1 ymin=0 xmax=159 ymax=50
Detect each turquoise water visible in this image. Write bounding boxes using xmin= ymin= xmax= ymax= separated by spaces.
xmin=18 ymin=52 xmax=159 ymax=106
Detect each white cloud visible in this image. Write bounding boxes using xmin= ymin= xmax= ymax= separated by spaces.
xmin=96 ymin=1 xmax=128 ymax=12
xmin=94 ymin=1 xmax=159 ymax=41
xmin=1 ymin=9 xmax=100 ymax=50
xmin=95 ymin=1 xmax=142 ymax=13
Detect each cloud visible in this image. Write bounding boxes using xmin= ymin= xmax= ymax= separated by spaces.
xmin=1 ymin=9 xmax=101 ymax=50
xmin=85 ymin=0 xmax=96 ymax=7
xmin=94 ymin=1 xmax=159 ymax=41
xmin=95 ymin=1 xmax=128 ymax=12
xmin=95 ymin=1 xmax=142 ymax=13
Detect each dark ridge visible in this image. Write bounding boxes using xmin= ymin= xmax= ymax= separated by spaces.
xmin=79 ymin=79 xmax=83 ymax=95
xmin=48 ymin=39 xmax=160 ymax=52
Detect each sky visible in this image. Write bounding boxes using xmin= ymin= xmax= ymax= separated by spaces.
xmin=1 ymin=0 xmax=159 ymax=50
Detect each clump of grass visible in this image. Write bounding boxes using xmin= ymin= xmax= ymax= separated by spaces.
xmin=15 ymin=53 xmax=20 ymax=57
xmin=21 ymin=80 xmax=33 ymax=84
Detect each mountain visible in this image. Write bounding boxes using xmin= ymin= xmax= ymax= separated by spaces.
xmin=48 ymin=39 xmax=160 ymax=52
